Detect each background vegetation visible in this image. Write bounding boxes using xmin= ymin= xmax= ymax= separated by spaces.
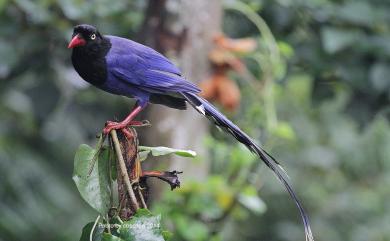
xmin=0 ymin=0 xmax=389 ymax=241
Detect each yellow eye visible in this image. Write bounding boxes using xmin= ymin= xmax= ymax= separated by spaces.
xmin=90 ymin=34 xmax=96 ymax=40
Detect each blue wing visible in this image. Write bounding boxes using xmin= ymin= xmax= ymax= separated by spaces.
xmin=106 ymin=36 xmax=201 ymax=95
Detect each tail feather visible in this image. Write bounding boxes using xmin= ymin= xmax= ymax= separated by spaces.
xmin=182 ymin=92 xmax=314 ymax=241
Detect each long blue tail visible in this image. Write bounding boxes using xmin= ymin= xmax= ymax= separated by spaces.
xmin=182 ymin=92 xmax=314 ymax=241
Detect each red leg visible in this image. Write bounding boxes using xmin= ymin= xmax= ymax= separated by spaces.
xmin=121 ymin=128 xmax=134 ymax=140
xmin=103 ymin=105 xmax=144 ymax=135
xmin=105 ymin=120 xmax=146 ymax=127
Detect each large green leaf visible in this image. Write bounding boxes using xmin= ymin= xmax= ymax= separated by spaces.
xmin=118 ymin=209 xmax=165 ymax=241
xmin=138 ymin=146 xmax=196 ymax=160
xmin=73 ymin=144 xmax=111 ymax=215
xmin=102 ymin=233 xmax=125 ymax=241
xmin=79 ymin=222 xmax=105 ymax=241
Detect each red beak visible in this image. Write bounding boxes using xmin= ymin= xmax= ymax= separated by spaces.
xmin=68 ymin=34 xmax=86 ymax=48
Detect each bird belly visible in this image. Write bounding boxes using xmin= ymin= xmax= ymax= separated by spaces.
xmin=100 ymin=74 xmax=150 ymax=102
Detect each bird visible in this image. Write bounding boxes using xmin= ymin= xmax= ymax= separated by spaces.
xmin=68 ymin=24 xmax=314 ymax=241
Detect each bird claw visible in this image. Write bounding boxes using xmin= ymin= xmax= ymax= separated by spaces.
xmin=103 ymin=120 xmax=150 ymax=135
xmin=103 ymin=121 xmax=125 ymax=135
xmin=134 ymin=120 xmax=151 ymax=127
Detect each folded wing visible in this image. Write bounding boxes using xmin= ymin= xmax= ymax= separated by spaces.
xmin=106 ymin=36 xmax=200 ymax=95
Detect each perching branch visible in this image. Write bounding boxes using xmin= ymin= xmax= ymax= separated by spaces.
xmin=108 ymin=126 xmax=184 ymax=219
xmin=74 ymin=120 xmax=193 ymax=240
xmin=110 ymin=129 xmax=140 ymax=211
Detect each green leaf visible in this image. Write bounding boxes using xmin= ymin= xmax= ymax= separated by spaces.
xmin=138 ymin=150 xmax=150 ymax=162
xmin=102 ymin=233 xmax=124 ymax=241
xmin=79 ymin=222 xmax=105 ymax=241
xmin=238 ymin=186 xmax=266 ymax=215
xmin=73 ymin=144 xmax=111 ymax=215
xmin=175 ymin=216 xmax=209 ymax=241
xmin=278 ymin=41 xmax=294 ymax=59
xmin=138 ymin=146 xmax=196 ymax=158
xmin=118 ymin=209 xmax=165 ymax=241
xmin=162 ymin=230 xmax=173 ymax=241
xmin=286 ymin=74 xmax=312 ymax=105
xmin=271 ymin=122 xmax=296 ymax=141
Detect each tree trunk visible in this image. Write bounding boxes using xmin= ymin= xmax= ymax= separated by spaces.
xmin=140 ymin=0 xmax=222 ymax=182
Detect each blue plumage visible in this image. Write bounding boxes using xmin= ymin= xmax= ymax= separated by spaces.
xmin=69 ymin=24 xmax=314 ymax=241
xmin=104 ymin=36 xmax=200 ymax=105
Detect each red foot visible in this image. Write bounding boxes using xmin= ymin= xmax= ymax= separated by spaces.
xmin=103 ymin=121 xmax=145 ymax=135
xmin=102 ymin=105 xmax=145 ymax=135
xmin=103 ymin=121 xmax=124 ymax=135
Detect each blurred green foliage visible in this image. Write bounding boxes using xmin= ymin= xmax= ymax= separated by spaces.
xmin=153 ymin=1 xmax=390 ymax=241
xmin=0 ymin=0 xmax=389 ymax=241
xmin=0 ymin=1 xmax=145 ymax=240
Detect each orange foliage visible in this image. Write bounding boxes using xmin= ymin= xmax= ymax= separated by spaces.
xmin=200 ymin=33 xmax=256 ymax=112
xmin=200 ymin=73 xmax=241 ymax=112
xmin=213 ymin=33 xmax=257 ymax=54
